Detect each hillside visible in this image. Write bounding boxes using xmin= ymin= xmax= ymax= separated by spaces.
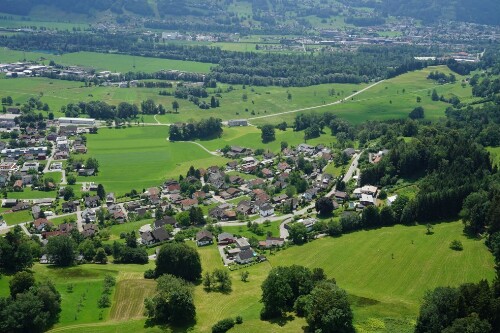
xmin=380 ymin=0 xmax=500 ymax=25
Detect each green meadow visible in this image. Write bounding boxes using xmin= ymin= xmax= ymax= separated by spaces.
xmin=0 ymin=65 xmax=474 ymax=127
xmin=79 ymin=126 xmax=227 ymax=196
xmin=0 ymin=49 xmax=213 ymax=73
xmin=38 ymin=221 xmax=495 ymax=333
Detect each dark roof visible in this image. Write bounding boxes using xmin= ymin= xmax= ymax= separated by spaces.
xmin=238 ymin=248 xmax=254 ymax=260
xmin=217 ymin=232 xmax=235 ymax=242
xmin=141 ymin=231 xmax=154 ymax=242
xmin=152 ymin=228 xmax=170 ymax=242
xmin=154 ymin=216 xmax=177 ymax=229
xmin=196 ymin=230 xmax=213 ymax=241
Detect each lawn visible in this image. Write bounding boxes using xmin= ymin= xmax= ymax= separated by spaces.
xmin=106 ymin=219 xmax=154 ymax=242
xmin=49 ymin=214 xmax=77 ymax=226
xmin=221 ymin=219 xmax=282 ymax=240
xmin=2 ymin=209 xmax=33 ymax=225
xmin=6 ymin=189 xmax=57 ymax=200
xmin=79 ymin=126 xmax=227 ymax=196
xmin=41 ymin=221 xmax=494 ymax=333
xmin=0 ymin=49 xmax=214 ymax=73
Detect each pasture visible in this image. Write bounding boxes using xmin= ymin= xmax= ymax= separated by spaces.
xmin=41 ymin=220 xmax=495 ymax=333
xmin=0 ymin=49 xmax=213 ymax=73
xmin=79 ymin=126 xmax=227 ymax=196
xmin=0 ymin=65 xmax=476 ymax=128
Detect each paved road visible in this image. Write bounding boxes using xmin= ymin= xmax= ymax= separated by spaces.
xmin=76 ymin=206 xmax=83 ymax=232
xmin=247 ymin=81 xmax=384 ymax=121
xmin=42 ymin=150 xmax=55 ymax=173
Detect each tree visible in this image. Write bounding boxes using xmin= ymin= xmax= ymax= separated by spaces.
xmin=78 ymin=239 xmax=96 ymax=261
xmin=361 ymin=205 xmax=380 ymax=229
xmin=443 ymin=315 xmax=492 ymax=333
xmin=0 ymin=280 xmax=61 ymax=333
xmin=260 ymin=265 xmax=315 ymax=319
xmin=409 ymin=106 xmax=425 ymax=119
xmin=415 ymin=287 xmax=461 ymax=333
xmin=46 ymin=235 xmax=75 ymax=267
xmin=172 ymin=100 xmax=180 ymax=113
xmin=431 ymin=89 xmax=439 ymax=101
xmin=240 ymin=271 xmax=249 ymax=282
xmin=460 ymin=191 xmax=489 ymax=235
xmin=213 ymin=268 xmax=232 ymax=292
xmin=144 ymin=274 xmax=195 ymax=325
xmin=94 ymin=248 xmax=108 ymax=264
xmin=305 ymin=280 xmax=354 ymax=333
xmin=327 ymin=219 xmax=343 ymax=236
xmin=62 ymin=186 xmax=75 ymax=201
xmin=66 ymin=174 xmax=76 ymax=185
xmin=315 ymin=197 xmax=334 ymax=216
xmin=0 ymin=227 xmax=36 ymax=273
xmin=85 ymin=157 xmax=99 ymax=172
xmin=9 ymin=271 xmax=35 ymax=298
xmin=155 ymin=243 xmax=202 ymax=281
xmin=280 ymin=141 xmax=288 ymax=150
xmin=96 ymin=184 xmax=106 ymax=201
xmin=261 ymin=124 xmax=275 ymax=143
xmin=176 ymin=211 xmax=191 ymax=228
xmin=379 ymin=206 xmax=395 ymax=226
xmin=288 ymin=222 xmax=308 ymax=244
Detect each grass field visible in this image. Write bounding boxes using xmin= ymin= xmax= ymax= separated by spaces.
xmin=220 ymin=219 xmax=282 ymax=240
xmin=79 ymin=126 xmax=227 ymax=196
xmin=0 ymin=65 xmax=475 ymax=128
xmin=487 ymin=146 xmax=500 ymax=167
xmin=0 ymin=49 xmax=213 ymax=73
xmin=40 ymin=220 xmax=495 ymax=333
xmin=6 ymin=189 xmax=57 ymax=200
xmin=2 ymin=209 xmax=33 ymax=225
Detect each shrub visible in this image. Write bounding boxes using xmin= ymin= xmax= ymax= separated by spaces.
xmin=144 ymin=269 xmax=156 ymax=279
xmin=212 ymin=318 xmax=235 ymax=333
xmin=235 ymin=316 xmax=243 ymax=324
xmin=97 ymin=294 xmax=111 ymax=308
xmin=450 ymin=240 xmax=463 ymax=251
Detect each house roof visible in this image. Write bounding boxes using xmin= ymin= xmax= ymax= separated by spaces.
xmin=196 ymin=230 xmax=213 ymax=241
xmin=152 ymin=228 xmax=170 ymax=242
xmin=238 ymin=248 xmax=254 ymax=260
xmin=217 ymin=232 xmax=235 ymax=242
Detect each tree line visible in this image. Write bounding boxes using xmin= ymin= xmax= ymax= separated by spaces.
xmin=169 ymin=117 xmax=223 ymax=141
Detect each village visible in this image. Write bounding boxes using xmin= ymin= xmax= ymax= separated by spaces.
xmin=0 ymin=109 xmax=398 ymax=268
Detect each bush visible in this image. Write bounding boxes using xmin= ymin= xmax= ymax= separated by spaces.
xmin=235 ymin=316 xmax=243 ymax=324
xmin=450 ymin=240 xmax=463 ymax=251
xmin=144 ymin=269 xmax=156 ymax=279
xmin=212 ymin=318 xmax=235 ymax=333
xmin=97 ymin=294 xmax=111 ymax=308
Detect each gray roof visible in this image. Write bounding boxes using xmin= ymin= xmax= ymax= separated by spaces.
xmin=238 ymin=248 xmax=254 ymax=261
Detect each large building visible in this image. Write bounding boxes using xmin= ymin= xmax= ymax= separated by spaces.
xmin=228 ymin=119 xmax=248 ymax=127
xmin=58 ymin=117 xmax=96 ymax=126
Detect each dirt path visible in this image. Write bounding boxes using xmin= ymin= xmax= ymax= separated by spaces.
xmin=247 ymin=80 xmax=385 ymax=121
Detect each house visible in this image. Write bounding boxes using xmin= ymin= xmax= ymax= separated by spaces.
xmin=2 ymin=199 xmax=18 ymax=208
xmin=235 ymin=248 xmax=255 ymax=264
xmin=12 ymin=201 xmax=30 ymax=212
xmin=151 ymin=228 xmax=170 ymax=243
xmin=297 ymin=143 xmax=315 ymax=155
xmin=33 ymin=218 xmax=53 ymax=232
xmin=259 ymin=203 xmax=274 ymax=217
xmin=259 ymin=237 xmax=285 ymax=249
xmin=192 ymin=191 xmax=206 ymax=200
xmin=166 ymin=183 xmax=181 ymax=194
xmin=141 ymin=231 xmax=155 ymax=245
xmin=181 ymin=198 xmax=198 ymax=211
xmin=32 ymin=205 xmax=41 ymax=219
xmin=81 ymin=208 xmax=97 ymax=223
xmin=84 ymin=196 xmax=100 ymax=208
xmin=261 ymin=168 xmax=273 ymax=178
xmin=226 ymin=161 xmax=238 ymax=170
xmin=39 ymin=254 xmax=53 ymax=264
xmin=153 ymin=216 xmax=177 ymax=229
xmin=196 ymin=230 xmax=214 ymax=247
xmin=237 ymin=200 xmax=256 ymax=215
xmin=62 ymin=201 xmax=78 ymax=213
xmin=360 ymin=193 xmax=375 ymax=206
xmin=82 ymin=223 xmax=98 ymax=238
xmin=295 ymin=218 xmax=317 ymax=231
xmin=106 ymin=193 xmax=115 ymax=205
xmin=78 ymin=168 xmax=95 ymax=177
xmin=217 ymin=232 xmax=236 ymax=245
xmin=272 ymin=194 xmax=288 ymax=204
xmin=387 ymin=195 xmax=398 ymax=206
xmin=113 ymin=211 xmax=126 ymax=223
xmin=343 ymin=148 xmax=356 ymax=157
xmin=228 ymin=119 xmax=248 ymax=127
xmin=235 ymin=237 xmax=251 ymax=250
xmin=334 ymin=191 xmax=348 ymax=202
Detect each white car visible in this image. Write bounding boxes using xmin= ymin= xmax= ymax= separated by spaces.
xmin=44 ymin=211 xmax=54 ymax=216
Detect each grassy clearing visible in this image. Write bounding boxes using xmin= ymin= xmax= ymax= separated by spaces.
xmin=109 ymin=278 xmax=156 ymax=321
xmin=49 ymin=214 xmax=77 ymax=225
xmin=80 ymin=126 xmax=227 ymax=196
xmin=0 ymin=49 xmax=213 ymax=73
xmin=487 ymin=146 xmax=500 ymax=167
xmin=106 ymin=220 xmax=153 ymax=242
xmin=6 ymin=189 xmax=57 ymax=200
xmin=221 ymin=220 xmax=282 ymax=240
xmin=2 ymin=209 xmax=33 ymax=225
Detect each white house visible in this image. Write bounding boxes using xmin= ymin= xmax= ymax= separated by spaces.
xmin=259 ymin=203 xmax=274 ymax=217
